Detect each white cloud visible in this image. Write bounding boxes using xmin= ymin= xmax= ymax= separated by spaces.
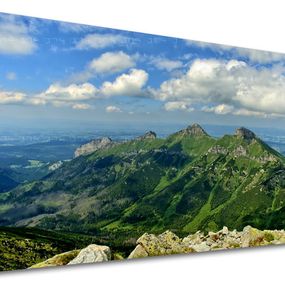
xmin=0 ymin=91 xmax=26 ymax=104
xmin=76 ymin=33 xmax=127 ymax=49
xmin=151 ymin=58 xmax=183 ymax=71
xmin=235 ymin=48 xmax=285 ymax=64
xmin=69 ymin=51 xmax=136 ymax=83
xmin=5 ymin=72 xmax=17 ymax=80
xmin=39 ymin=83 xmax=97 ymax=102
xmin=72 ymin=103 xmax=92 ymax=110
xmin=28 ymin=97 xmax=46 ymax=106
xmin=202 ymin=104 xmax=268 ymax=118
xmin=101 ymin=69 xmax=148 ymax=97
xmin=164 ymin=101 xmax=193 ymax=112
xmin=0 ymin=16 xmax=37 ymax=55
xmin=89 ymin=51 xmax=135 ymax=74
xmin=153 ymin=58 xmax=285 ymax=117
xmin=106 ymin=105 xmax=122 ymax=113
xmin=202 ymin=104 xmax=234 ymax=115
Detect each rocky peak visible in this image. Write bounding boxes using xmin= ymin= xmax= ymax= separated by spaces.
xmin=235 ymin=127 xmax=256 ymax=141
xmin=74 ymin=137 xmax=113 ymax=158
xmin=136 ymin=131 xmax=157 ymax=141
xmin=181 ymin=123 xmax=208 ymax=137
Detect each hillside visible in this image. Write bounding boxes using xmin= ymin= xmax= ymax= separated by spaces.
xmin=0 ymin=169 xmax=18 ymax=193
xmin=0 ymin=124 xmax=284 ymax=243
xmin=0 ymin=227 xmax=105 ymax=271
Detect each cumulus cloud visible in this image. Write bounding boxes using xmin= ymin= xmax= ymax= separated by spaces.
xmin=150 ymin=58 xmax=183 ymax=71
xmin=0 ymin=91 xmax=26 ymax=104
xmin=69 ymin=51 xmax=136 ymax=83
xmin=202 ymin=104 xmax=235 ymax=115
xmin=0 ymin=15 xmax=37 ymax=55
xmin=76 ymin=33 xmax=128 ymax=49
xmin=89 ymin=51 xmax=135 ymax=74
xmin=72 ymin=103 xmax=92 ymax=110
xmin=202 ymin=104 xmax=268 ymax=118
xmin=235 ymin=48 xmax=285 ymax=64
xmin=153 ymin=58 xmax=285 ymax=117
xmin=164 ymin=101 xmax=193 ymax=112
xmin=101 ymin=69 xmax=148 ymax=97
xmin=106 ymin=105 xmax=122 ymax=113
xmin=38 ymin=83 xmax=97 ymax=102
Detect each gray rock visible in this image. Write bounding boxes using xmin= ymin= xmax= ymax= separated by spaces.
xmin=235 ymin=127 xmax=256 ymax=140
xmin=222 ymin=226 xmax=229 ymax=235
xmin=136 ymin=131 xmax=157 ymax=141
xmin=74 ymin=137 xmax=113 ymax=157
xmin=68 ymin=244 xmax=111 ymax=265
xmin=191 ymin=242 xmax=211 ymax=252
xmin=178 ymin=123 xmax=209 ymax=137
xmin=128 ymin=244 xmax=149 ymax=259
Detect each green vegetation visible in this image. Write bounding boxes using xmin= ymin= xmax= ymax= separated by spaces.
xmin=0 ymin=124 xmax=285 ymax=270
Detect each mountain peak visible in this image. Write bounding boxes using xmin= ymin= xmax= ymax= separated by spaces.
xmin=74 ymin=137 xmax=113 ymax=157
xmin=235 ymin=127 xmax=256 ymax=140
xmin=136 ymin=131 xmax=157 ymax=141
xmin=183 ymin=123 xmax=209 ymax=137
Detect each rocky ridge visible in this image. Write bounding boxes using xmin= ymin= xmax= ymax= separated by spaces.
xmin=74 ymin=137 xmax=113 ymax=157
xmin=129 ymin=226 xmax=285 ymax=258
xmin=176 ymin=123 xmax=209 ymax=137
xmin=30 ymin=226 xmax=285 ymax=268
xmin=136 ymin=131 xmax=157 ymax=141
xmin=235 ymin=127 xmax=256 ymax=141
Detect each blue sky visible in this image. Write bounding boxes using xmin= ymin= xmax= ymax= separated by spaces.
xmin=1 ymin=12 xmax=285 ymax=130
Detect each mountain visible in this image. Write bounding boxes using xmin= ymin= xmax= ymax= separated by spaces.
xmin=74 ymin=137 xmax=113 ymax=158
xmin=0 ymin=124 xmax=284 ymax=243
xmin=0 ymin=226 xmax=101 ymax=271
xmin=0 ymin=169 xmax=18 ymax=193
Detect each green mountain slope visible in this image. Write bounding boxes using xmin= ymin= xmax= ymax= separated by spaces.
xmin=0 ymin=124 xmax=284 ymax=241
xmin=0 ymin=227 xmax=104 ymax=271
xmin=0 ymin=169 xmax=18 ymax=193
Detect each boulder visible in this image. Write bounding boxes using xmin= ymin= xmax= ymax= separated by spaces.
xmin=68 ymin=244 xmax=111 ymax=265
xmin=128 ymin=230 xmax=195 ymax=259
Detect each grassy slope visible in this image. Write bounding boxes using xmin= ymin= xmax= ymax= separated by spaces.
xmin=0 ymin=129 xmax=284 ymax=244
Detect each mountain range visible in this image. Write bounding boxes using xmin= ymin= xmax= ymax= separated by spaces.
xmin=0 ymin=123 xmax=284 ymax=243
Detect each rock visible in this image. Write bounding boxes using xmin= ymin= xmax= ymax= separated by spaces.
xmin=191 ymin=242 xmax=211 ymax=252
xmin=240 ymin=226 xmax=265 ymax=247
xmin=207 ymin=145 xmax=228 ymax=155
xmin=178 ymin=123 xmax=209 ymax=137
xmin=183 ymin=231 xmax=204 ymax=245
xmin=128 ymin=244 xmax=149 ymax=259
xmin=128 ymin=231 xmax=195 ymax=259
xmin=29 ymin=250 xmax=80 ymax=268
xmin=235 ymin=127 xmax=256 ymax=141
xmin=74 ymin=137 xmax=113 ymax=157
xmin=136 ymin=131 xmax=157 ymax=141
xmin=222 ymin=226 xmax=229 ymax=235
xmin=48 ymin=161 xmax=63 ymax=171
xmin=68 ymin=244 xmax=111 ymax=265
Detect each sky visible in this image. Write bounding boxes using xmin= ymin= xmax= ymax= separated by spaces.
xmin=1 ymin=12 xmax=285 ymax=130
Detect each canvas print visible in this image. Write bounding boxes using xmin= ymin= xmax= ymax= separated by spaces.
xmin=0 ymin=12 xmax=285 ymax=272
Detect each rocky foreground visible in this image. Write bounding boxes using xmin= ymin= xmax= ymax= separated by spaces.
xmin=30 ymin=226 xmax=285 ymax=268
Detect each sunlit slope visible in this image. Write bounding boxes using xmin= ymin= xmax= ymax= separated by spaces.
xmin=0 ymin=124 xmax=284 ymax=238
